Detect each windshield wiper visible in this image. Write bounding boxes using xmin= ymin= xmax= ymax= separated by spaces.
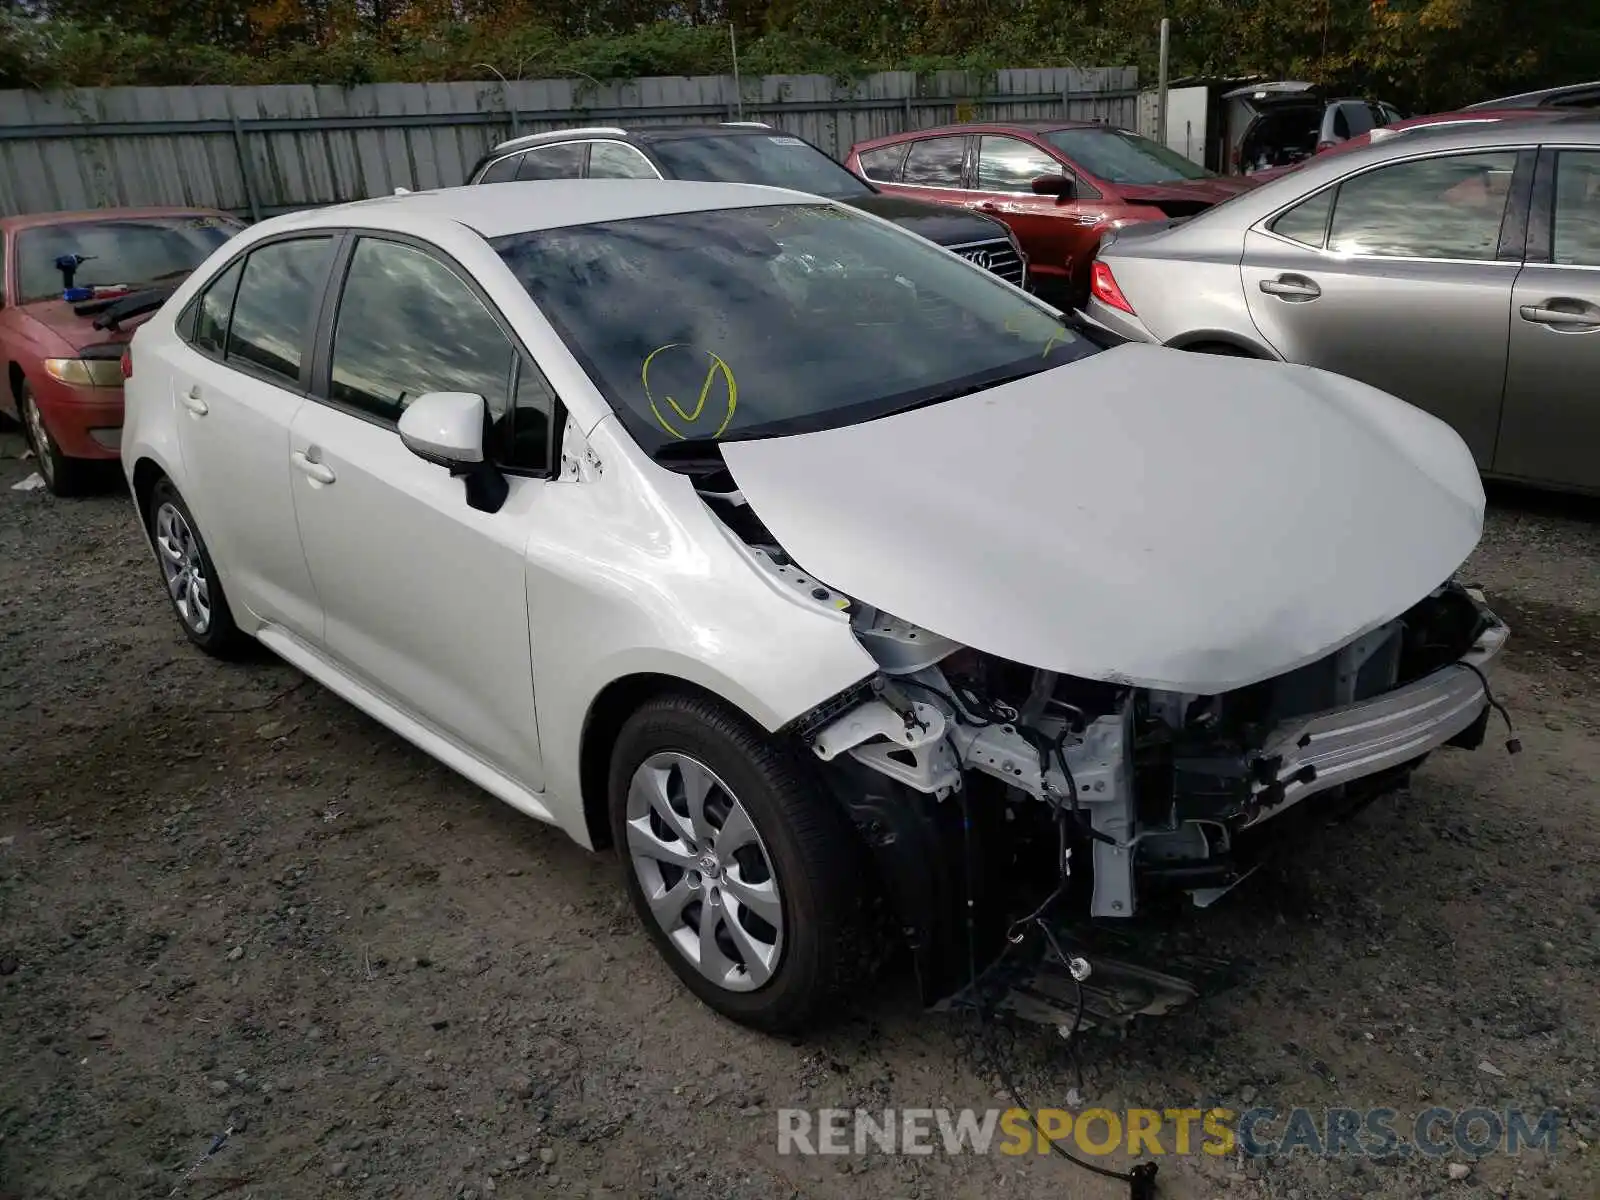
xmin=650 ymin=436 xmax=737 ymax=475
xmin=652 ymin=436 xmax=728 ymax=461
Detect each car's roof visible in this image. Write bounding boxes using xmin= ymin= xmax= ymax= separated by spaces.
xmin=1122 ymin=113 xmax=1600 ymax=241
xmin=263 ymin=179 xmax=819 ymax=241
xmin=1463 ymin=80 xmax=1600 ymax=110
xmin=0 ymin=206 xmax=235 ymax=232
xmin=850 ymin=120 xmax=1115 ymax=151
xmin=487 ymin=122 xmax=788 ymax=155
xmin=1354 ymin=110 xmax=1600 ymax=152
xmin=922 ymin=119 xmax=1106 ymax=135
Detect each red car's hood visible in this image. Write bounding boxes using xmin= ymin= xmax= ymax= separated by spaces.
xmin=19 ymin=298 xmax=139 ymax=350
xmin=1117 ymin=176 xmax=1259 ymax=204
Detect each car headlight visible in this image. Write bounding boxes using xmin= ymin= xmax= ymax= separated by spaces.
xmin=43 ymin=358 xmax=123 ymax=387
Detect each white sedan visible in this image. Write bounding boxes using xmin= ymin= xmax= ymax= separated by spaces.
xmin=122 ymin=180 xmax=1508 ymax=1032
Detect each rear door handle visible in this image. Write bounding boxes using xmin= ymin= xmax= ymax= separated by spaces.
xmin=291 ymin=449 xmax=336 ymax=485
xmin=1519 ymin=302 xmax=1600 ymax=330
xmin=180 ymin=385 xmax=208 ymax=416
xmin=971 ymin=201 xmax=1001 ymax=213
xmin=1259 ymin=275 xmax=1322 ymax=301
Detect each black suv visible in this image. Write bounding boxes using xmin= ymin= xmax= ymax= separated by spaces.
xmin=466 ymin=122 xmax=1027 ymax=288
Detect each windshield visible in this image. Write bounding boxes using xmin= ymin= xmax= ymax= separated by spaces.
xmin=494 ymin=204 xmax=1100 ymax=455
xmin=1045 ymin=128 xmax=1214 ymax=184
xmin=648 ymin=134 xmax=874 ymax=199
xmin=17 ymin=215 xmax=242 ymax=304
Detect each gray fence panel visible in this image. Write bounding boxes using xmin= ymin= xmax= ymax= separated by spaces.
xmin=0 ymin=67 xmax=1137 ymax=217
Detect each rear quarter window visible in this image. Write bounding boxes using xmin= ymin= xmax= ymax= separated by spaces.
xmin=1270 ymin=188 xmax=1335 ymax=247
xmin=900 ymin=137 xmax=966 ymax=187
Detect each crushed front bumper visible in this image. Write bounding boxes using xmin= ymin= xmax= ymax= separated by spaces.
xmin=1244 ymin=603 xmax=1508 ymax=828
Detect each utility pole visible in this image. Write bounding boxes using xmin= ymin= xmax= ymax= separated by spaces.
xmin=1157 ymin=17 xmax=1170 ymax=147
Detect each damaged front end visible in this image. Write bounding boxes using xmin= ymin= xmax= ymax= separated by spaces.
xmin=792 ymin=580 xmax=1509 ymax=1016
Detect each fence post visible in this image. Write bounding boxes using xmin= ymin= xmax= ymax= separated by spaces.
xmin=507 ymin=86 xmax=522 ymax=139
xmin=226 ymin=100 xmax=262 ymax=222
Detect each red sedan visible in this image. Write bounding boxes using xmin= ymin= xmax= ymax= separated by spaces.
xmin=2 ymin=208 xmax=244 ymax=494
xmin=847 ymin=121 xmax=1258 ymax=305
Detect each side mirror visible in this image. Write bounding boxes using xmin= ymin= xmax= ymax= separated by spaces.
xmin=398 ymin=391 xmax=485 ymax=467
xmin=1030 ymin=174 xmax=1076 ymax=203
xmin=398 ymin=392 xmax=510 ymax=514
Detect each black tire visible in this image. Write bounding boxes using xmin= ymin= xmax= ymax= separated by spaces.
xmin=17 ymin=380 xmax=94 ymax=497
xmin=608 ymin=693 xmax=865 ymax=1033
xmin=146 ymin=477 xmax=250 ymax=658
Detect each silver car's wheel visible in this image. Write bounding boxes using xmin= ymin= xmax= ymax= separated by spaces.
xmin=624 ymin=751 xmax=784 ymax=992
xmin=154 ymin=500 xmax=213 ymax=635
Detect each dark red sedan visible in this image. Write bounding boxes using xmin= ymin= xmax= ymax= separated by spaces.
xmin=1 ymin=207 xmax=244 ymax=494
xmin=847 ymin=121 xmax=1257 ymax=304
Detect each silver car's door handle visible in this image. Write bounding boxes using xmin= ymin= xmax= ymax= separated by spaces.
xmin=1259 ymin=276 xmax=1322 ymax=301
xmin=180 ymin=385 xmax=208 ymax=416
xmin=1519 ymin=303 xmax=1600 ymax=330
xmin=291 ymin=449 xmax=336 ymax=485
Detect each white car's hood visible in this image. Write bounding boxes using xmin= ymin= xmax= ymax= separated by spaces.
xmin=720 ymin=343 xmax=1485 ymax=693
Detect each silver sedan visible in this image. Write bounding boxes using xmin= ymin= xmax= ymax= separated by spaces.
xmin=1084 ymin=114 xmax=1600 ymax=494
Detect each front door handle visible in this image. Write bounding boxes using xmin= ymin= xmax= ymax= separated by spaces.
xmin=1519 ymin=301 xmax=1600 ymax=331
xmin=971 ymin=201 xmax=1001 ymax=213
xmin=180 ymin=385 xmax=208 ymax=416
xmin=1259 ymin=275 xmax=1322 ymax=301
xmin=291 ymin=449 xmax=336 ymax=485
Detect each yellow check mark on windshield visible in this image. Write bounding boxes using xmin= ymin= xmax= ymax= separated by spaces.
xmin=642 ymin=343 xmax=739 ymax=440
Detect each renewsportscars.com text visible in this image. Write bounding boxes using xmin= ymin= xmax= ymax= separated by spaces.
xmin=777 ymin=1106 xmax=1561 ymax=1160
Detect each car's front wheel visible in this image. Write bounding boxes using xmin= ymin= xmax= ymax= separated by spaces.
xmin=146 ymin=478 xmax=249 ymax=658
xmin=18 ymin=381 xmax=93 ymax=496
xmin=608 ymin=693 xmax=864 ymax=1033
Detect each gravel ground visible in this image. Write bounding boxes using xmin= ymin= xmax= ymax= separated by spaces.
xmin=2 ymin=430 xmax=1597 ymax=1200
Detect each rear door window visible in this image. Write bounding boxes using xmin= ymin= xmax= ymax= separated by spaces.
xmin=516 ymin=143 xmax=585 ymax=180
xmin=856 ymin=144 xmax=907 ymax=183
xmin=900 ymin=137 xmax=967 ymax=187
xmin=1327 ymin=151 xmax=1518 ymax=259
xmin=587 ymin=141 xmax=658 ymax=179
xmin=479 ymin=155 xmax=522 ymax=184
xmin=225 ymin=238 xmax=335 ymax=385
xmin=1552 ymin=150 xmax=1600 ymax=266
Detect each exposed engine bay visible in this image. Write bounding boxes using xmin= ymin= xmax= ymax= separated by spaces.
xmin=801 ymin=574 xmax=1505 ymax=1006
xmin=694 ymin=464 xmax=1510 ymax=1014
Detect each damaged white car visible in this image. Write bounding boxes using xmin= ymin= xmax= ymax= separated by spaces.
xmin=122 ymin=181 xmax=1510 ymax=1034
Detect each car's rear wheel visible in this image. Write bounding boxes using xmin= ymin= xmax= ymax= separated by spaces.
xmin=147 ymin=478 xmax=249 ymax=658
xmin=17 ymin=380 xmax=92 ymax=497
xmin=608 ymin=693 xmax=864 ymax=1033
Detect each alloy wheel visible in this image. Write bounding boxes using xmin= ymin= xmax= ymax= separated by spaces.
xmin=153 ymin=502 xmax=213 ymax=635
xmin=624 ymin=751 xmax=784 ymax=992
xmin=21 ymin=391 xmax=55 ymax=487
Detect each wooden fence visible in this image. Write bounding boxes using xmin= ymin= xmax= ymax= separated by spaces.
xmin=0 ymin=68 xmax=1138 ymax=218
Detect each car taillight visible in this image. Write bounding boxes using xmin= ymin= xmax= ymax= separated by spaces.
xmin=1091 ymin=261 xmax=1135 ymax=314
xmin=120 ymin=350 xmax=133 ymax=379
